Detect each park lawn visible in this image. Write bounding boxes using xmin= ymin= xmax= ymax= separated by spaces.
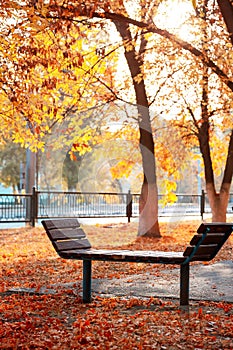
xmin=0 ymin=221 xmax=232 ymax=349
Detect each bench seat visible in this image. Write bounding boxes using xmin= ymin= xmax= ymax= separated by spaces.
xmin=59 ymin=249 xmax=186 ymax=264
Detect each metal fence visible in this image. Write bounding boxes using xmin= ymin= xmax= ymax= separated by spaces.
xmin=37 ymin=190 xmax=131 ymax=220
xmin=0 ymin=188 xmax=233 ymax=226
xmin=0 ymin=194 xmax=32 ymax=224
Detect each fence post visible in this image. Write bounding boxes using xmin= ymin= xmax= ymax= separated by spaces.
xmin=30 ymin=187 xmax=37 ymax=227
xmin=200 ymin=189 xmax=205 ymax=219
xmin=126 ymin=190 xmax=132 ymax=223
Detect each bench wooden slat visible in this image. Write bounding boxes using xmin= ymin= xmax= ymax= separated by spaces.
xmin=183 ymin=244 xmax=219 ymax=258
xmin=54 ymin=238 xmax=91 ymax=252
xmin=42 ymin=218 xmax=80 ymax=230
xmin=197 ymin=223 xmax=233 ymax=233
xmin=188 ymin=254 xmax=212 ymax=261
xmin=47 ymin=227 xmax=86 ymax=241
xmin=58 ymin=249 xmax=186 ymax=264
xmin=190 ymin=234 xmax=225 ymax=246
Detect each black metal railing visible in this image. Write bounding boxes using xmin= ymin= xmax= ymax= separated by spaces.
xmin=0 ymin=193 xmax=32 ymax=223
xmin=1 ymin=188 xmax=233 ymax=226
xmin=37 ymin=190 xmax=130 ymax=220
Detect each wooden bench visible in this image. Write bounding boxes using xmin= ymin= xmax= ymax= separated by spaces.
xmin=42 ymin=219 xmax=233 ymax=306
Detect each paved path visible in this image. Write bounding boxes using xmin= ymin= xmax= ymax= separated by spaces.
xmin=4 ymin=261 xmax=233 ymax=303
xmin=91 ymin=260 xmax=233 ymax=303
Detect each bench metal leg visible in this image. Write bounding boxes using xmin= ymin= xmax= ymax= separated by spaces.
xmin=83 ymin=260 xmax=92 ymax=303
xmin=180 ymin=263 xmax=189 ymax=306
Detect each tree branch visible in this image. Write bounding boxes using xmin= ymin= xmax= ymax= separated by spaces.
xmin=217 ymin=0 xmax=233 ymax=45
xmin=41 ymin=6 xmax=233 ymax=92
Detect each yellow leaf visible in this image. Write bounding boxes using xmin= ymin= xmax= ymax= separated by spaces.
xmin=191 ymin=0 xmax=196 ymax=9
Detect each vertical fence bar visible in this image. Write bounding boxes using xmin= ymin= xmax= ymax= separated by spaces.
xmin=201 ymin=190 xmax=205 ymax=220
xmin=30 ymin=187 xmax=37 ymax=227
xmin=126 ymin=190 xmax=132 ymax=223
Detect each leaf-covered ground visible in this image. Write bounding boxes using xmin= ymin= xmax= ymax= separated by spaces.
xmin=0 ymin=221 xmax=232 ymax=349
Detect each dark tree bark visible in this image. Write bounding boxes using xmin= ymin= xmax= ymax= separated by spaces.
xmin=197 ymin=65 xmax=233 ymax=222
xmin=217 ymin=0 xmax=233 ymax=45
xmin=114 ymin=20 xmax=160 ymax=237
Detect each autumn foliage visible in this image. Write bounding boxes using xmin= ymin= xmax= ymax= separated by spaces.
xmin=1 ymin=0 xmax=233 ymax=234
xmin=0 ymin=221 xmax=232 ymax=349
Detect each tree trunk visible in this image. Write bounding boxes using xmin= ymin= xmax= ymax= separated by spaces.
xmin=197 ymin=61 xmax=233 ymax=222
xmin=200 ymin=130 xmax=231 ymax=222
xmin=211 ymin=129 xmax=233 ymax=221
xmin=206 ymin=183 xmax=229 ymax=222
xmin=138 ymin=182 xmax=159 ymax=236
xmin=199 ymin=125 xmax=233 ymax=223
xmin=114 ymin=20 xmax=161 ymax=237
